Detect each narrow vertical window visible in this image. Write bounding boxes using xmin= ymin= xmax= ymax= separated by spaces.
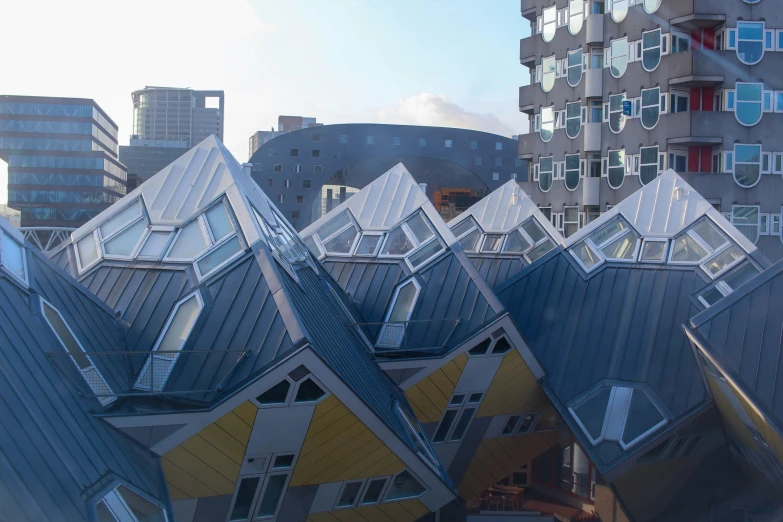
xmin=737 ymin=21 xmax=765 ymax=65
xmin=541 ymin=55 xmax=557 ymax=92
xmin=565 ymin=154 xmax=581 ymax=191
xmin=643 ymin=0 xmax=661 ymax=13
xmin=542 ymin=5 xmax=557 ymax=42
xmin=539 ymin=157 xmax=554 ymax=193
xmin=732 ymin=205 xmax=761 ymax=244
xmin=640 ymin=87 xmax=661 ymax=130
xmin=610 ymin=38 xmax=629 ymax=78
xmin=735 ymin=83 xmax=763 ymax=126
xmin=42 ymin=299 xmax=115 ymax=405
xmin=568 ymin=0 xmax=584 ymax=35
xmin=567 ymin=49 xmax=584 ymax=87
xmin=607 ymin=150 xmax=626 ymax=189
xmin=641 ymin=29 xmax=662 ymax=71
xmin=377 ymin=280 xmax=421 ymax=349
xmin=608 ymin=94 xmax=627 ymax=134
xmin=540 ymin=107 xmax=555 ymax=142
xmin=135 ymin=293 xmax=203 ymax=391
xmin=639 ymin=146 xmax=660 ymax=185
xmin=565 ymin=102 xmax=582 ymax=139
xmin=610 ymin=0 xmax=629 ymax=23
xmin=733 ymin=144 xmax=762 ymax=188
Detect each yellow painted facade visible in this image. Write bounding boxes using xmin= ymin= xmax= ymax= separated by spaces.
xmin=458 ymin=430 xmax=559 ymax=501
xmin=477 ymin=350 xmax=547 ymax=418
xmin=404 ymin=353 xmax=468 ymax=423
xmin=290 ymin=395 xmax=406 ymax=486
xmin=162 ymin=401 xmax=257 ymax=501
xmin=613 ymin=454 xmax=704 ymax=522
xmin=305 ymin=499 xmax=429 ymax=522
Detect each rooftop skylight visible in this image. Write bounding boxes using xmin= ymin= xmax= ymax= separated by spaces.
xmin=451 ymin=215 xmax=555 ymax=263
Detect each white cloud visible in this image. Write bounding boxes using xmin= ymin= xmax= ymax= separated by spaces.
xmin=377 ymin=93 xmax=514 ymax=137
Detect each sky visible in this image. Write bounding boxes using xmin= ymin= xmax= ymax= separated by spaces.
xmin=0 ymin=0 xmax=531 ymax=202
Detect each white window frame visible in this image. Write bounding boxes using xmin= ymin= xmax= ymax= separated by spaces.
xmin=566 ymin=49 xmax=584 ymax=87
xmin=563 ymin=205 xmax=580 ymax=238
xmin=570 ymin=217 xmax=640 ymax=272
xmin=670 ymin=89 xmax=689 ymax=113
xmin=734 ymin=82 xmax=764 ymax=127
xmin=568 ymin=0 xmax=585 ymax=35
xmin=731 ymin=205 xmax=762 ymax=245
xmin=134 ymin=292 xmax=203 ymax=392
xmin=377 ymin=279 xmax=422 ymax=349
xmin=542 ymin=5 xmax=557 ymax=42
xmin=732 ymin=143 xmax=763 ymax=188
xmin=609 ymin=37 xmax=629 ymax=78
xmin=607 ymin=149 xmax=626 ymax=189
xmin=227 ymin=459 xmax=295 ymax=521
xmin=736 ymin=21 xmax=765 ymax=65
xmin=98 ymin=484 xmax=168 ymax=522
xmin=396 ymin=406 xmax=439 ymax=470
xmin=311 ymin=210 xmax=361 ymax=258
xmin=609 ymin=0 xmax=629 ymax=23
xmin=499 ymin=412 xmax=541 ymax=437
xmin=41 ymin=298 xmax=115 ymax=406
xmin=641 ymin=28 xmax=662 ymax=72
xmin=565 ymin=102 xmax=583 ymax=139
xmin=432 ymin=391 xmax=485 ymax=444
xmin=639 ymin=145 xmax=661 ymax=185
xmin=608 ymin=93 xmax=626 ymax=134
xmin=639 ymin=239 xmax=669 ymax=263
xmin=539 ymin=156 xmax=554 ymax=193
xmin=99 ymin=198 xmax=148 ymax=261
xmin=668 ymin=219 xmax=744 ymax=278
xmin=640 ymin=87 xmax=662 ymax=130
xmin=564 ymin=154 xmax=581 ymax=192
xmin=354 ymin=232 xmax=385 ymax=257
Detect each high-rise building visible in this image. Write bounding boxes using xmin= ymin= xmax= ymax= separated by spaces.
xmin=120 ymin=87 xmax=224 ymax=189
xmin=0 ymin=95 xmax=127 ymax=227
xmin=248 ymin=115 xmax=321 ymax=158
xmin=518 ymin=0 xmax=783 ymax=261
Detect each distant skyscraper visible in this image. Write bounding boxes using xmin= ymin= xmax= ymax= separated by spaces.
xmin=0 ymin=95 xmax=127 ymax=227
xmin=248 ymin=115 xmax=321 ymax=158
xmin=120 ymin=87 xmax=224 ymax=189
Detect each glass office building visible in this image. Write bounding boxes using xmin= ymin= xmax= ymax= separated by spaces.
xmin=0 ymin=96 xmax=127 ymax=227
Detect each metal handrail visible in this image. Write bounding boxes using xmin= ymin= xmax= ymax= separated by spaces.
xmin=348 ymin=318 xmax=460 ymax=357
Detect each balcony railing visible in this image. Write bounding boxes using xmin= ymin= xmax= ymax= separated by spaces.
xmin=348 ymin=319 xmax=460 ymax=358
xmin=47 ymin=349 xmax=248 ymax=400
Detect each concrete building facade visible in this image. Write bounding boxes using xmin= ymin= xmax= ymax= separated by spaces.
xmin=248 ymin=115 xmax=322 ymax=159
xmin=0 ymin=95 xmax=127 ymax=227
xmin=248 ymin=123 xmax=526 ymax=230
xmin=120 ymin=87 xmax=224 ymax=190
xmin=518 ymin=0 xmax=783 ymax=261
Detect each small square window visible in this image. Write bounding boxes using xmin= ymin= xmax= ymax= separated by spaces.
xmin=314 ymin=165 xmax=323 ymax=174
xmin=312 ymin=134 xmax=321 ymax=141
xmin=284 ymin=180 xmax=292 ymax=188
xmin=294 ymin=164 xmax=302 ymax=173
xmin=393 ymin=137 xmax=401 ymax=146
xmin=303 ymin=180 xmax=311 ymax=189
xmin=267 ymin=179 xmax=273 ymax=187
xmin=366 ymin=136 xmax=375 ymax=145
xmin=475 ymin=157 xmax=483 ymax=166
xmin=291 ymin=211 xmax=300 ymax=219
xmin=312 ymin=149 xmax=320 ymax=157
xmin=445 ymin=139 xmax=453 ymax=148
xmin=419 ymin=138 xmax=426 ymax=147
xmin=496 ymin=142 xmax=503 ymax=150
xmin=290 ymin=149 xmax=299 ymax=157
xmin=296 ymin=196 xmax=304 ymax=204
xmin=470 ymin=141 xmax=478 ymax=150
xmin=273 ymin=164 xmax=282 ymax=172
xmin=339 ymin=134 xmax=348 ymax=144
xmin=495 ymin=158 xmax=502 ymax=167
xmin=268 ymin=148 xmax=277 ymax=157
xmin=492 ymin=172 xmax=499 ymax=181
xmin=277 ymin=195 xmax=284 ymax=204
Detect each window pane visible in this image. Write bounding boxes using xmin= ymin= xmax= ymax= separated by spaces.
xmin=355 ymin=234 xmax=382 ymax=255
xmin=589 ymin=219 xmax=626 ymax=247
xmin=101 ymin=200 xmax=141 ymax=238
xmin=256 ymin=474 xmax=287 ymax=516
xmin=168 ymin=220 xmax=209 ymax=259
xmin=386 ymin=471 xmax=426 ymax=500
xmin=459 ymin=229 xmax=481 ymax=252
xmin=451 ymin=217 xmax=477 ymax=238
xmin=503 ymin=230 xmax=532 ymax=253
xmin=621 ymin=390 xmax=664 ymax=445
xmin=700 ymin=286 xmax=725 ymax=306
xmin=408 ymin=240 xmax=443 ymax=268
xmin=572 ymin=241 xmax=601 ymax=269
xmin=491 ymin=337 xmax=512 ymax=354
xmin=338 ymin=481 xmax=363 ymax=507
xmin=522 ymin=219 xmax=546 ymax=243
xmin=77 ymin=234 xmax=100 ymax=268
xmin=450 ymin=408 xmax=476 ymax=441
xmin=273 ymin=454 xmax=295 ymax=469
xmin=43 ymin=302 xmax=91 ymax=369
xmin=294 ymin=378 xmax=326 ymax=403
xmin=103 ymin=219 xmax=147 ymax=256
xmin=724 ymin=262 xmax=760 ymax=291
xmin=1 ymin=234 xmax=26 ymax=280
xmin=526 ymin=239 xmax=555 ymax=262
xmin=116 ymin=485 xmax=165 ymax=522
xmin=503 ymin=415 xmax=521 ymax=435
xmin=382 ymin=227 xmax=414 ymax=256
xmin=600 ymin=230 xmax=638 ymax=260
xmin=361 ymin=478 xmax=388 ymax=505
xmin=671 ymin=234 xmax=709 ymax=262
xmin=573 ymin=387 xmax=611 ymax=441
xmin=323 ymin=224 xmax=358 ymax=254
xmin=482 ymin=234 xmax=503 ymax=253
xmin=139 ymin=231 xmax=171 ymax=259
xmin=703 ymin=246 xmax=743 ymax=276
xmin=406 ymin=213 xmax=433 ymax=243
xmin=157 ymin=295 xmax=201 ymax=357
xmin=468 ymin=338 xmax=491 ymax=355
xmin=433 ymin=409 xmax=458 ymax=442
xmin=205 ymin=203 xmax=234 ymax=241
xmin=389 ymin=282 xmax=418 ymax=322
xmin=518 ymin=413 xmax=537 ymax=433
xmin=96 ymin=501 xmax=117 ymax=522
xmin=256 ymin=380 xmax=291 ymax=404
xmin=641 ymin=241 xmax=666 ymax=262
xmin=317 ymin=211 xmax=352 ymax=241
xmin=197 ymin=236 xmax=242 ymax=276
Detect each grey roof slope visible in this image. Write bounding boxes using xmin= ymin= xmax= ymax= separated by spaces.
xmin=0 ymin=225 xmax=168 ymax=521
xmin=689 ymin=257 xmax=783 ymax=430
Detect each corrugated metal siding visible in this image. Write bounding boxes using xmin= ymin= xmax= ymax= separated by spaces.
xmin=498 ymin=254 xmax=709 ymax=418
xmin=469 ymin=256 xmax=525 ymax=289
xmin=0 ymin=275 xmax=166 ymax=522
xmin=695 ymin=265 xmax=783 ymax=428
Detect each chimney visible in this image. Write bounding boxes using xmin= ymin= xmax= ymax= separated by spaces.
xmin=418 ymin=183 xmax=427 ymax=193
xmin=242 ymin=163 xmax=253 ymax=176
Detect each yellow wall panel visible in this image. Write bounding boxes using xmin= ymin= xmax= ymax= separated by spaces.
xmin=458 ymin=430 xmax=559 ymax=502
xmin=477 ymin=350 xmax=547 ymax=418
xmin=162 ymin=401 xmax=256 ymax=499
xmin=291 ymin=396 xmax=404 ymax=486
xmin=404 ymin=353 xmax=468 ymax=423
xmin=613 ymin=455 xmax=704 ymax=522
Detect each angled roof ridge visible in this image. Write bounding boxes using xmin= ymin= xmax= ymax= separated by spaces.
xmin=449 ymin=180 xmax=562 ymax=241
xmin=564 ymin=170 xmax=757 ymax=254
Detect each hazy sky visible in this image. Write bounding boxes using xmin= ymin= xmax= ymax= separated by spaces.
xmin=0 ymin=0 xmax=531 ymax=201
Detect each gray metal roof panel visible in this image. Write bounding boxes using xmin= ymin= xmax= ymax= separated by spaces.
xmin=691 ymin=258 xmax=783 ymax=428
